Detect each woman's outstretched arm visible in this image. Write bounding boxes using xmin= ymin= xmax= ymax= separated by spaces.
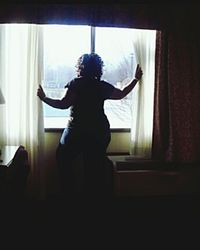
xmin=37 ymin=84 xmax=75 ymax=109
xmin=109 ymin=64 xmax=143 ymax=100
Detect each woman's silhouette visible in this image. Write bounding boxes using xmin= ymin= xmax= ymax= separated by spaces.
xmin=37 ymin=53 xmax=143 ymax=200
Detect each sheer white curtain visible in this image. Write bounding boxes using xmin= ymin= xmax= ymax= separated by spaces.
xmin=0 ymin=24 xmax=45 ymax=199
xmin=130 ymin=30 xmax=156 ymax=158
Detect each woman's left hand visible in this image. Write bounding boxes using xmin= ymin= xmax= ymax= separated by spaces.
xmin=37 ymin=84 xmax=46 ymax=101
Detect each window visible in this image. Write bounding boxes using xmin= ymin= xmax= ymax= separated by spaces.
xmin=42 ymin=25 xmax=156 ymax=129
xmin=95 ymin=27 xmax=138 ymax=129
xmin=43 ymin=25 xmax=91 ymax=129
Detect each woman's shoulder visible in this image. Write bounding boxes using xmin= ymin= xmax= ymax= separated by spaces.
xmin=100 ymin=79 xmax=110 ymax=84
xmin=100 ymin=80 xmax=114 ymax=88
xmin=64 ymin=77 xmax=80 ymax=88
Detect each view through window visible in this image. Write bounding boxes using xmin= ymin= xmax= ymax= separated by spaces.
xmin=43 ymin=25 xmax=156 ymax=129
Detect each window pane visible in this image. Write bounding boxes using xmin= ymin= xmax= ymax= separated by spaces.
xmin=43 ymin=25 xmax=90 ymax=128
xmin=95 ymin=27 xmax=139 ymax=129
xmin=42 ymin=25 xmax=156 ymax=130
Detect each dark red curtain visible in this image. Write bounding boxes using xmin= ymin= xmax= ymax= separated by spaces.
xmin=152 ymin=31 xmax=169 ymax=161
xmin=152 ymin=28 xmax=200 ymax=162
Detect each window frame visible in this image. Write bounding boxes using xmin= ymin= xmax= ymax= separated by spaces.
xmin=43 ymin=25 xmax=154 ymax=133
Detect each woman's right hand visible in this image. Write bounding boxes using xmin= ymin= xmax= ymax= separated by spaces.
xmin=135 ymin=64 xmax=143 ymax=81
xmin=37 ymin=84 xmax=46 ymax=101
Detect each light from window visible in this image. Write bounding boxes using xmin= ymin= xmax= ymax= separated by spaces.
xmin=95 ymin=27 xmax=138 ymax=129
xmin=43 ymin=25 xmax=90 ymax=128
xmin=43 ymin=25 xmax=156 ymax=129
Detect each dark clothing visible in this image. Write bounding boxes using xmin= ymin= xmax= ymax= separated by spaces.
xmin=57 ymin=76 xmax=114 ymax=199
xmin=65 ymin=76 xmax=114 ymax=133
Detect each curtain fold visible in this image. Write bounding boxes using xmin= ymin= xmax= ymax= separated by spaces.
xmin=152 ymin=30 xmax=170 ymax=161
xmin=130 ymin=30 xmax=156 ymax=158
xmin=0 ymin=24 xmax=45 ymax=199
xmin=152 ymin=28 xmax=200 ymax=163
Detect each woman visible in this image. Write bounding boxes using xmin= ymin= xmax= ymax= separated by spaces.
xmin=37 ymin=53 xmax=143 ymax=200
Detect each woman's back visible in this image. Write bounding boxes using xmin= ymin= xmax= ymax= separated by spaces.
xmin=66 ymin=76 xmax=114 ymax=132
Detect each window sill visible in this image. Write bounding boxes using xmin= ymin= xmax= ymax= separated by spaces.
xmin=44 ymin=117 xmax=131 ymax=133
xmin=44 ymin=127 xmax=130 ymax=133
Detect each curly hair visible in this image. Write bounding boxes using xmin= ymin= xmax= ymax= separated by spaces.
xmin=76 ymin=53 xmax=104 ymax=80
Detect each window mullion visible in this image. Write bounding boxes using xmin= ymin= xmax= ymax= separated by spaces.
xmin=91 ymin=26 xmax=95 ymax=53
